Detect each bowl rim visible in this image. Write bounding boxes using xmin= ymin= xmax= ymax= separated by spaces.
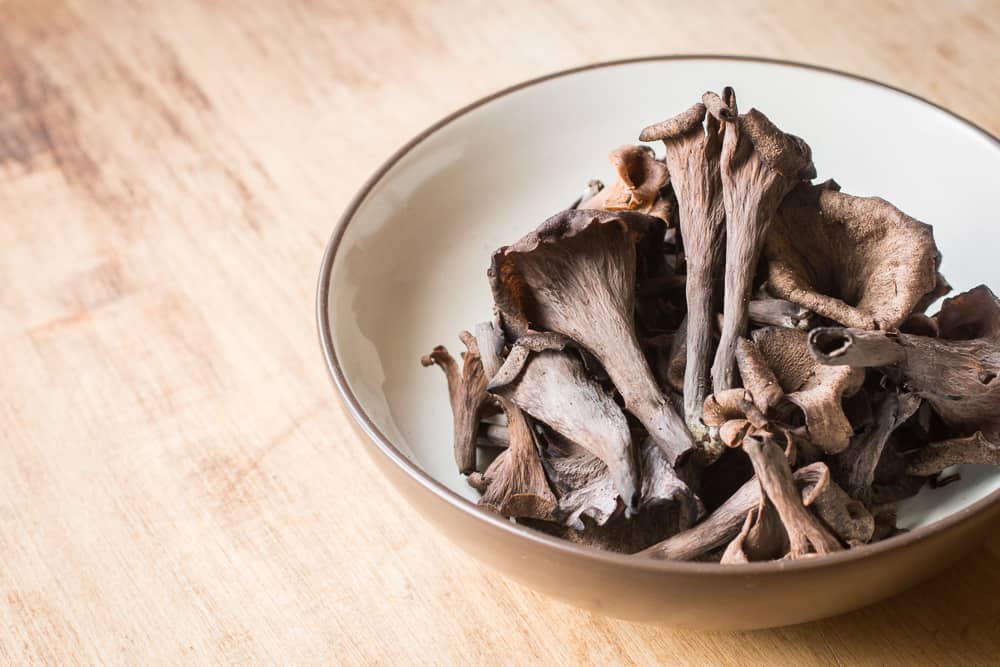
xmin=316 ymin=55 xmax=1000 ymax=574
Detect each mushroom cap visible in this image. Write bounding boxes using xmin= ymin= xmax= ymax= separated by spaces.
xmin=753 ymin=327 xmax=864 ymax=454
xmin=766 ymin=183 xmax=943 ymax=330
xmin=579 ymin=145 xmax=671 ymax=222
xmin=489 ymin=208 xmax=664 ymax=340
xmin=935 ymin=284 xmax=1000 ymax=341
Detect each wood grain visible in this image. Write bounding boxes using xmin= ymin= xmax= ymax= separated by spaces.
xmin=1 ymin=1 xmax=999 ymax=664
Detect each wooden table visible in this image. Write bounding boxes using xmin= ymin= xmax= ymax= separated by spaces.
xmin=2 ymin=1 xmax=999 ymax=663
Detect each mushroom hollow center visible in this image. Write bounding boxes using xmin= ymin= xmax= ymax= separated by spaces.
xmin=810 ymin=330 xmax=852 ymax=358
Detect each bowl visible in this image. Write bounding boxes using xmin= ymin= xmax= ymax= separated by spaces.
xmin=317 ymin=56 xmax=1000 ymax=630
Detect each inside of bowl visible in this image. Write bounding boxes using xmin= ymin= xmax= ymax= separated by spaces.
xmin=327 ymin=58 xmax=1000 ymax=531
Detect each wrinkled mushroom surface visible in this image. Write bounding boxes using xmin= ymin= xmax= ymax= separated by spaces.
xmin=489 ymin=333 xmax=642 ymax=512
xmin=754 ymin=327 xmax=864 ymax=454
xmin=640 ymin=102 xmax=726 ymax=441
xmin=709 ymin=96 xmax=815 ymax=393
xmin=490 ymin=209 xmax=697 ymax=465
xmin=766 ymin=182 xmax=943 ymax=330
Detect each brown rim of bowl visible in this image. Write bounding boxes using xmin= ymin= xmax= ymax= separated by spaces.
xmin=316 ymin=55 xmax=1000 ymax=574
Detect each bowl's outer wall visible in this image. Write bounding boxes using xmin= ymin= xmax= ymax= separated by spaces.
xmin=350 ymin=411 xmax=999 ymax=629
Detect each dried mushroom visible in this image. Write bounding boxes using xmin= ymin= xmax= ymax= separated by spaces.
xmin=766 ymin=182 xmax=942 ymax=329
xmin=809 ymin=285 xmax=1000 ymax=475
xmin=421 ymin=333 xmax=499 ymax=473
xmin=490 ymin=209 xmax=697 ymax=465
xmin=754 ymin=327 xmax=864 ymax=454
xmin=580 ymin=145 xmax=672 ymax=222
xmin=640 ymin=102 xmax=726 ymax=442
xmin=488 ymin=331 xmax=642 ymax=512
xmin=709 ymin=93 xmax=816 ymax=392
xmin=421 ymin=84 xmax=992 ymax=563
xmin=466 ymin=323 xmax=556 ymax=519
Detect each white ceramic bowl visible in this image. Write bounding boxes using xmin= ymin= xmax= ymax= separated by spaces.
xmin=318 ymin=57 xmax=1000 ymax=628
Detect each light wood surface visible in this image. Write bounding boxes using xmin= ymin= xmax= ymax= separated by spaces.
xmin=2 ymin=1 xmax=999 ymax=664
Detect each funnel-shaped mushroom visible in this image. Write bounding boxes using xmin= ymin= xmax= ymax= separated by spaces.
xmin=421 ymin=333 xmax=499 ymax=474
xmin=795 ymin=462 xmax=875 ymax=546
xmin=765 ymin=182 xmax=943 ymax=329
xmin=638 ymin=462 xmax=846 ymax=561
xmin=489 ymin=209 xmax=697 ymax=465
xmin=708 ymin=95 xmax=816 ymax=392
xmin=467 ymin=322 xmax=557 ymax=519
xmin=741 ymin=433 xmax=841 ymax=558
xmin=473 ymin=405 xmax=557 ymax=520
xmin=721 ymin=496 xmax=786 ymax=564
xmin=580 ymin=145 xmax=672 ymax=222
xmin=487 ymin=331 xmax=642 ymax=512
xmin=832 ymin=390 xmax=921 ymax=504
xmin=640 ymin=102 xmax=726 ymax=440
xmin=809 ymin=286 xmax=1000 ymax=474
xmin=754 ymin=327 xmax=864 ymax=454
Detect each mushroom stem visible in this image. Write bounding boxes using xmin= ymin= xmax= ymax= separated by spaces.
xmin=640 ymin=102 xmax=726 ymax=443
xmin=907 ymin=432 xmax=1000 ymax=476
xmin=832 ymin=391 xmax=921 ymax=504
xmin=710 ymin=105 xmax=814 ymax=392
xmin=808 ymin=328 xmax=906 ymax=367
xmin=683 ymin=271 xmax=721 ymax=440
xmin=637 ymin=476 xmax=760 ymax=561
xmin=612 ymin=336 xmax=696 ymax=466
xmin=421 ymin=336 xmax=498 ymax=474
xmin=742 ymin=435 xmax=841 ymax=557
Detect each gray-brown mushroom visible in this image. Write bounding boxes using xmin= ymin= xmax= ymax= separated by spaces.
xmin=809 ymin=285 xmax=1000 ymax=475
xmin=765 ymin=181 xmax=943 ymax=330
xmin=541 ymin=432 xmax=622 ymax=529
xmin=489 ymin=209 xmax=697 ymax=465
xmin=832 ymin=390 xmax=922 ymax=504
xmin=466 ymin=322 xmax=557 ymax=519
xmin=740 ymin=433 xmax=841 ymax=558
xmin=795 ymin=462 xmax=875 ymax=546
xmin=423 ymin=84 xmax=997 ymax=562
xmin=708 ymin=94 xmax=816 ymax=392
xmin=754 ymin=327 xmax=865 ymax=454
xmin=720 ymin=496 xmax=786 ymax=564
xmin=639 ymin=102 xmax=726 ymax=443
xmin=471 ymin=402 xmax=557 ymax=520
xmin=421 ymin=333 xmax=499 ymax=474
xmin=487 ymin=330 xmax=642 ymax=512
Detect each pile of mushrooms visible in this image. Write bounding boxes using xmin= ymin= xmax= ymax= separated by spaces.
xmin=422 ymin=87 xmax=999 ymax=562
